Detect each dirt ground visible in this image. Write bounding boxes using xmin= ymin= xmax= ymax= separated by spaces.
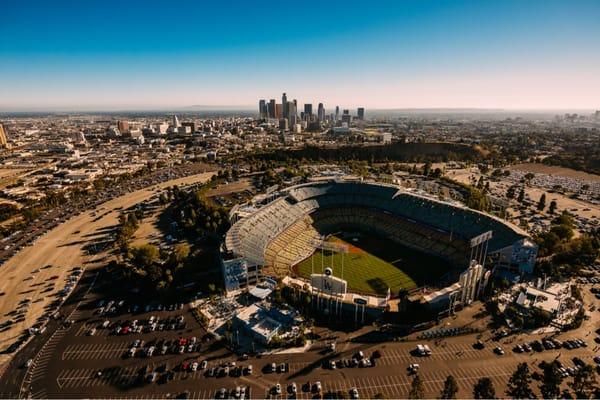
xmin=0 ymin=172 xmax=215 ymax=368
xmin=508 ymin=163 xmax=600 ymax=182
xmin=0 ymin=168 xmax=29 ymax=180
xmin=447 ymin=167 xmax=600 ymax=222
xmin=206 ymin=178 xmax=252 ymax=197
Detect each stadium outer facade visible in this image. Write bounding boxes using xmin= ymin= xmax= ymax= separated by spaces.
xmin=220 ymin=178 xmax=537 ymax=312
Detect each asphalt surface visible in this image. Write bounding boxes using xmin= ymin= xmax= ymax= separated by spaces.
xmin=0 ymin=171 xmax=215 ymax=366
xmin=1 ymin=277 xmax=599 ymax=399
xmin=1 ymin=168 xmax=599 ymax=399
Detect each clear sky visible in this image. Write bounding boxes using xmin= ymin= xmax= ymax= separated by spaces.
xmin=1 ymin=0 xmax=599 ymax=111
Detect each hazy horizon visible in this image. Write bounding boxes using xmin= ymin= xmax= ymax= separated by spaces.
xmin=2 ymin=0 xmax=599 ymax=111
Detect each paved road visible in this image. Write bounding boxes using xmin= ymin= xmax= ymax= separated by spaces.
xmin=3 ymin=282 xmax=599 ymax=400
xmin=0 ymin=172 xmax=215 ymax=367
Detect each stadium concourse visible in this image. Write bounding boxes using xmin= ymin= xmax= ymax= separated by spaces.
xmin=221 ymin=178 xmax=538 ymax=313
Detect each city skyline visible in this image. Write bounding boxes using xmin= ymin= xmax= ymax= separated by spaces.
xmin=1 ymin=0 xmax=600 ymax=111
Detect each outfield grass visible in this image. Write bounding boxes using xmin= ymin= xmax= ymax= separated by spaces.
xmin=294 ymin=236 xmax=419 ymax=296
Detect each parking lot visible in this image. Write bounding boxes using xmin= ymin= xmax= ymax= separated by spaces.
xmin=0 ymin=171 xmax=216 ymax=368
xmin=10 ymin=283 xmax=599 ymax=399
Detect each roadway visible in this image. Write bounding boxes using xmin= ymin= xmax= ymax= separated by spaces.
xmin=0 ymin=171 xmax=215 ymax=369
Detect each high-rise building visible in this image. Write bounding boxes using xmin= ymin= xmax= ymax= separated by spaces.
xmin=282 ymin=93 xmax=288 ymax=118
xmin=317 ymin=103 xmax=325 ymax=122
xmin=117 ymin=120 xmax=130 ymax=134
xmin=304 ymin=103 xmax=313 ymax=117
xmin=182 ymin=122 xmax=195 ymax=134
xmin=259 ymin=99 xmax=267 ymax=118
xmin=279 ymin=118 xmax=289 ymax=131
xmin=172 ymin=114 xmax=181 ymax=128
xmin=357 ymin=107 xmax=365 ymax=120
xmin=286 ymin=101 xmax=296 ymax=122
xmin=268 ymin=99 xmax=276 ymax=119
xmin=335 ymin=106 xmax=340 ymax=121
xmin=275 ymin=103 xmax=283 ymax=119
xmin=342 ymin=110 xmax=351 ymax=125
xmin=0 ymin=123 xmax=8 ymax=148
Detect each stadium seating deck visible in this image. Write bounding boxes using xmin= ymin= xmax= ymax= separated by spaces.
xmin=225 ymin=180 xmax=529 ymax=273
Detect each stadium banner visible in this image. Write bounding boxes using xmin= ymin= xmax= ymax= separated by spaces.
xmin=469 ymin=230 xmax=493 ymax=247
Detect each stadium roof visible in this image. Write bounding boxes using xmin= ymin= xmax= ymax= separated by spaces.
xmin=225 ymin=179 xmax=530 ymax=266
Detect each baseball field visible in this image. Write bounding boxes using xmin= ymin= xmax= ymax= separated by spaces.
xmin=294 ymin=233 xmax=450 ymax=296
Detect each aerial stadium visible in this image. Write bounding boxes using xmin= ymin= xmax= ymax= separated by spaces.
xmin=221 ymin=178 xmax=537 ymax=319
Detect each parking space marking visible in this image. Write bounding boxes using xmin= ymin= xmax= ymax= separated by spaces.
xmin=62 ymin=342 xmax=130 ymax=360
xmin=56 ymin=367 xmax=141 ymax=389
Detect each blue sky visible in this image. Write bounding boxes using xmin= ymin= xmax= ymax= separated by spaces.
xmin=1 ymin=0 xmax=599 ymax=111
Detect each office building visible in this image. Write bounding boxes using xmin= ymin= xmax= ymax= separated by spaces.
xmin=286 ymin=101 xmax=296 ymax=122
xmin=259 ymin=99 xmax=267 ymax=119
xmin=117 ymin=120 xmax=130 ymax=134
xmin=268 ymin=99 xmax=276 ymax=119
xmin=182 ymin=122 xmax=195 ymax=134
xmin=317 ymin=103 xmax=325 ymax=122
xmin=357 ymin=107 xmax=365 ymax=120
xmin=0 ymin=123 xmax=8 ymax=148
xmin=275 ymin=104 xmax=283 ymax=119
xmin=279 ymin=118 xmax=289 ymax=131
xmin=172 ymin=115 xmax=181 ymax=128
xmin=335 ymin=106 xmax=340 ymax=121
xmin=282 ymin=93 xmax=288 ymax=118
xmin=304 ymin=103 xmax=313 ymax=117
xmin=342 ymin=110 xmax=351 ymax=125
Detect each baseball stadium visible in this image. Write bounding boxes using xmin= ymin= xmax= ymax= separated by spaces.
xmin=222 ymin=178 xmax=537 ymax=309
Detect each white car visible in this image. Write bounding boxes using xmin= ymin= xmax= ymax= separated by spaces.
xmin=289 ymin=383 xmax=297 ymax=394
xmin=350 ymin=387 xmax=359 ymax=399
xmin=314 ymin=381 xmax=322 ymax=393
xmin=146 ymin=346 xmax=155 ymax=357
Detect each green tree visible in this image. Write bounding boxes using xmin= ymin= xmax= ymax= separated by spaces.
xmin=518 ymin=187 xmax=525 ymax=203
xmin=524 ymin=172 xmax=535 ymax=181
xmin=569 ymin=364 xmax=597 ymax=399
xmin=439 ymin=375 xmax=459 ymax=399
xmin=537 ymin=193 xmax=546 ymax=211
xmin=172 ymin=243 xmax=190 ymax=265
xmin=548 ymin=200 xmax=557 ymax=214
xmin=423 ymin=162 xmax=432 ymax=177
xmin=507 ymin=185 xmax=516 ymax=199
xmin=506 ymin=362 xmax=535 ymax=399
xmin=130 ymin=244 xmax=160 ymax=269
xmin=473 ymin=377 xmax=496 ymax=399
xmin=539 ymin=361 xmax=563 ymax=400
xmin=408 ymin=374 xmax=425 ymax=399
xmin=465 ymin=187 xmax=491 ymax=211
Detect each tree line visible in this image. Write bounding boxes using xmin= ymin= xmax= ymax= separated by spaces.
xmin=400 ymin=360 xmax=598 ymax=399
